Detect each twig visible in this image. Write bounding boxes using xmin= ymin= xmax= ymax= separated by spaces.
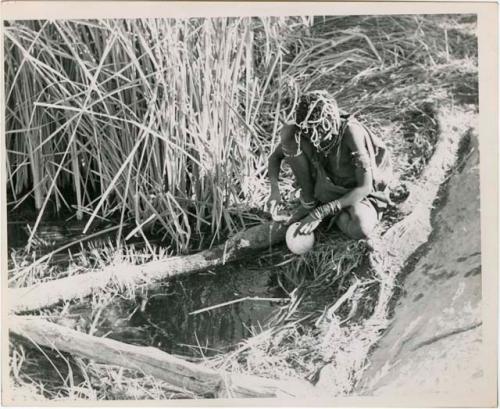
xmin=189 ymin=296 xmax=288 ymax=316
xmin=125 ymin=214 xmax=156 ymax=241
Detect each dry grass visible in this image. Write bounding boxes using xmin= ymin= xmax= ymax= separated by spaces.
xmin=6 ymin=14 xmax=479 ymax=401
xmin=8 ymin=232 xmax=173 ymax=288
xmin=5 ymin=15 xmax=477 ymax=253
xmin=5 ymin=17 xmax=312 ymax=253
xmin=9 ymin=341 xmax=199 ymax=401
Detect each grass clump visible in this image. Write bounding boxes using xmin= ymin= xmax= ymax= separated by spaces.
xmin=9 ymin=342 xmax=199 ymax=401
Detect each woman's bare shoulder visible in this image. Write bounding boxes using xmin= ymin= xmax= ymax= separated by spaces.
xmin=343 ymin=121 xmax=367 ymax=150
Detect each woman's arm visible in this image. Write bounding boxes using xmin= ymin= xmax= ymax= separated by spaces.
xmin=268 ymin=143 xmax=285 ymax=198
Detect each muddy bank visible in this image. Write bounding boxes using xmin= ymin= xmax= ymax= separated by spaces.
xmin=357 ymin=125 xmax=484 ymax=396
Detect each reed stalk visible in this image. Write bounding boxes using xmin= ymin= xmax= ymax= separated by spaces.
xmin=4 ymin=15 xmax=477 ymax=254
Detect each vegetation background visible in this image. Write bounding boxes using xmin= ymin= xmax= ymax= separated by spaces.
xmin=5 ymin=15 xmax=477 ymax=252
xmin=5 ymin=14 xmax=479 ymax=400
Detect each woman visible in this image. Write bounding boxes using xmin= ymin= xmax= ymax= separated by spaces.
xmin=267 ymin=91 xmax=392 ymax=239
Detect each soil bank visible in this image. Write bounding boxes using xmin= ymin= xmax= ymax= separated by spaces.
xmin=356 ymin=128 xmax=484 ymax=396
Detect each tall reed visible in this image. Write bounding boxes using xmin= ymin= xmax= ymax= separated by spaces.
xmin=4 ymin=17 xmax=311 ymax=252
xmin=4 ymin=15 xmax=477 ymax=253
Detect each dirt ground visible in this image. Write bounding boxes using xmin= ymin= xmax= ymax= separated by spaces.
xmin=356 ymin=125 xmax=485 ymax=398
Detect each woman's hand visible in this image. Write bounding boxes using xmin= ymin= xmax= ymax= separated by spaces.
xmin=289 ymin=204 xmax=312 ymax=224
xmin=266 ymin=190 xmax=291 ymax=222
xmin=266 ymin=190 xmax=281 ymax=213
xmin=295 ymin=213 xmax=322 ymax=236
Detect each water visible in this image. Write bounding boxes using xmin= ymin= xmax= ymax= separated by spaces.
xmin=85 ymin=261 xmax=285 ymax=356
xmin=9 ymin=218 xmax=287 ymax=357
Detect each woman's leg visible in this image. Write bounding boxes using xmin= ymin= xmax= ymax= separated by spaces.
xmin=280 ymin=127 xmax=316 ymax=204
xmin=336 ymin=199 xmax=379 ymax=239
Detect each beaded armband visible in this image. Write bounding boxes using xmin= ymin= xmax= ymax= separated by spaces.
xmin=300 ymin=197 xmax=317 ymax=209
xmin=312 ymin=200 xmax=342 ymax=220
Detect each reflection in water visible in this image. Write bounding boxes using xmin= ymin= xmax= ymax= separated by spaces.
xmin=90 ymin=262 xmax=284 ymax=356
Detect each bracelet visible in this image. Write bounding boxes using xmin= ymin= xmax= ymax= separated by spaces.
xmin=300 ymin=197 xmax=317 ymax=209
xmin=312 ymin=200 xmax=342 ymax=220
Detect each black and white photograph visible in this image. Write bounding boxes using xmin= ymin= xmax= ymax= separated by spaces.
xmin=1 ymin=2 xmax=497 ymax=406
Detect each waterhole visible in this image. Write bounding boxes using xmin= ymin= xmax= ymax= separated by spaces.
xmin=9 ymin=219 xmax=286 ymax=357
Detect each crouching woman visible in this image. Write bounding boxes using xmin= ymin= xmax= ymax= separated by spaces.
xmin=267 ymin=91 xmax=392 ymax=239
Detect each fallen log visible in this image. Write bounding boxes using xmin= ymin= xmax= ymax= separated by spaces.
xmin=9 ymin=315 xmax=318 ymax=399
xmin=8 ymin=221 xmax=287 ymax=313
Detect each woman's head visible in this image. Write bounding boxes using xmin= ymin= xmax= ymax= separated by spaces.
xmin=295 ymin=91 xmax=341 ymax=153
